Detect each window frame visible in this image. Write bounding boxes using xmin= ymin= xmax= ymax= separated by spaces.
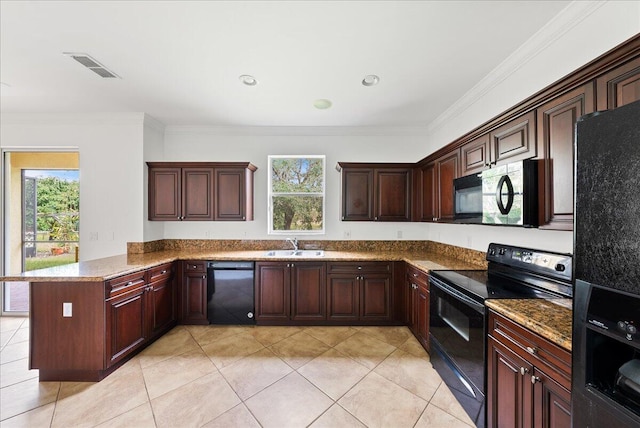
xmin=267 ymin=155 xmax=326 ymax=235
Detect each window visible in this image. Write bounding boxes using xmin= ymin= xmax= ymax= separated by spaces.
xmin=268 ymin=155 xmax=325 ymax=234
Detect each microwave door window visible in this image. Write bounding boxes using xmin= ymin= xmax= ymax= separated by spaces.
xmin=482 ymin=163 xmax=524 ymax=225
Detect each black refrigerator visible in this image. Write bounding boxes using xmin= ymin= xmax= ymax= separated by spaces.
xmin=573 ymin=99 xmax=640 ymax=427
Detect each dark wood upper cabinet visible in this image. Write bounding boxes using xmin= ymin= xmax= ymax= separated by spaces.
xmin=147 ymin=162 xmax=256 ymax=221
xmin=537 ymin=83 xmax=595 ymax=230
xmin=375 ymin=168 xmax=412 ymax=221
xmin=460 ymin=134 xmax=490 ymax=176
xmin=596 ymin=56 xmax=640 ymax=110
xmin=489 ymin=110 xmax=537 ymax=166
xmin=339 ymin=164 xmax=412 ymax=222
xmin=416 ymin=151 xmax=459 ymax=222
xmin=215 ymin=167 xmax=254 ymax=221
xmin=341 ymin=168 xmax=374 ymax=221
xmin=182 ymin=167 xmax=215 ymax=220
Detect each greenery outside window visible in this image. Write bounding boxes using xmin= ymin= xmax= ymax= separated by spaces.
xmin=268 ymin=155 xmax=325 ymax=234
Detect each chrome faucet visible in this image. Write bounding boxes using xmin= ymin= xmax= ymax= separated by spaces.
xmin=286 ymin=237 xmax=299 ymax=251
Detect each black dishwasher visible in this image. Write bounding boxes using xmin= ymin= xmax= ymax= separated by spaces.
xmin=206 ymin=261 xmax=255 ymax=325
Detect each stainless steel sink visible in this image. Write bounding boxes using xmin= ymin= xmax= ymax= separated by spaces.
xmin=264 ymin=250 xmax=325 ymax=257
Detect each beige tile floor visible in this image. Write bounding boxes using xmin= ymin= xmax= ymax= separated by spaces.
xmin=0 ymin=317 xmax=475 ymax=427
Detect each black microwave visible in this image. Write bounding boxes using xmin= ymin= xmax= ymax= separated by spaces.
xmin=453 ymin=159 xmax=539 ymax=227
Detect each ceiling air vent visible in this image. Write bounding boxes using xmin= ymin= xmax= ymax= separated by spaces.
xmin=63 ymin=52 xmax=120 ymax=78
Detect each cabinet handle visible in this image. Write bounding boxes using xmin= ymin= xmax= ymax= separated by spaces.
xmin=413 ymin=273 xmax=418 ymax=277
xmin=126 ymin=281 xmax=133 ymax=286
xmin=202 ymin=275 xmax=206 ymax=279
xmin=357 ymin=266 xmax=362 ymax=270
xmin=192 ymin=265 xmax=197 ymax=269
xmin=531 ymin=376 xmax=541 ymax=384
xmin=161 ymin=270 xmax=167 ymax=274
xmin=526 ymin=346 xmax=537 ymax=355
xmin=520 ymin=367 xmax=529 ymax=376
xmin=374 ymin=216 xmax=378 ymax=221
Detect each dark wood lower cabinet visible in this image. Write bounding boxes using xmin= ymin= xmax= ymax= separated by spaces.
xmin=30 ymin=262 xmax=177 ymax=382
xmin=487 ymin=310 xmax=571 ymax=428
xmin=255 ymin=261 xmax=326 ymax=323
xmin=326 ymin=275 xmax=359 ymax=321
xmin=181 ymin=261 xmax=208 ymax=324
xmin=106 ymin=285 xmax=147 ymax=367
xmin=405 ymin=265 xmax=430 ymax=350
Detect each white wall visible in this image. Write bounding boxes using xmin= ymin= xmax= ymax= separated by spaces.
xmin=0 ymin=113 xmax=145 ymax=260
xmin=142 ymin=115 xmax=166 ymax=242
xmin=156 ymin=128 xmax=432 ymax=241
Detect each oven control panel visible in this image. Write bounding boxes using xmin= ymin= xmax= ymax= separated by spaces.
xmin=487 ymin=243 xmax=572 ymax=282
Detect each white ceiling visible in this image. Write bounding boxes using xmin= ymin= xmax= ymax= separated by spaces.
xmin=0 ymin=1 xmax=572 ymax=128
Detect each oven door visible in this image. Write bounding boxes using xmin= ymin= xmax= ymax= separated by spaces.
xmin=429 ymin=275 xmax=486 ymax=394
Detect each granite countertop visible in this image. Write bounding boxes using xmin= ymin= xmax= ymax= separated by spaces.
xmin=0 ymin=249 xmax=483 ymax=282
xmin=486 ymin=298 xmax=573 ymax=351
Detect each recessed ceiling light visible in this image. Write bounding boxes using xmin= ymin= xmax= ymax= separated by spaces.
xmin=362 ymin=75 xmax=380 ymax=86
xmin=239 ymin=75 xmax=258 ymax=86
xmin=313 ymin=99 xmax=332 ymax=109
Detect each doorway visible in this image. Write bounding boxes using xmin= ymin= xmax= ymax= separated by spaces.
xmin=1 ymin=151 xmax=80 ymax=314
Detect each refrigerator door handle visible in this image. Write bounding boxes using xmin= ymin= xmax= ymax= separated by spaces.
xmin=496 ymin=174 xmax=514 ymax=215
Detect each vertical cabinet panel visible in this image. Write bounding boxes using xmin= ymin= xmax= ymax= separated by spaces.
xmin=255 ymin=263 xmax=291 ymax=321
xmin=182 ymin=167 xmax=215 ymax=220
xmin=361 ymin=275 xmax=391 ymax=320
xmin=106 ymin=287 xmax=147 ymax=367
xmin=596 ymin=57 xmax=640 ymax=110
xmin=291 ymin=263 xmax=326 ymax=321
xmin=437 ymin=151 xmax=459 ymax=222
xmin=148 ymin=168 xmax=181 ymax=220
xmin=215 ymin=168 xmax=246 ymax=221
xmin=417 ymin=163 xmax=437 ymax=222
xmin=326 ymin=276 xmax=359 ymax=321
xmin=182 ymin=261 xmax=208 ymax=325
xmin=537 ymin=83 xmax=595 ymax=230
xmin=533 ymin=367 xmax=572 ymax=428
xmin=342 ymin=168 xmax=374 ymax=220
xmin=375 ymin=169 xmax=411 ymax=221
xmin=416 ymin=284 xmax=429 ymax=349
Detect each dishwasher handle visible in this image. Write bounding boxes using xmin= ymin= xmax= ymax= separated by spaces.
xmin=207 ymin=261 xmax=255 ymax=270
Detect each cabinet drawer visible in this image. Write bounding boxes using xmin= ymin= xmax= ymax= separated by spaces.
xmin=406 ymin=265 xmax=428 ymax=287
xmin=328 ymin=262 xmax=391 ymax=274
xmin=488 ymin=310 xmax=571 ymax=388
xmin=149 ymin=262 xmax=174 ymax=282
xmin=184 ymin=261 xmax=206 ymax=273
xmin=106 ymin=271 xmax=146 ymax=299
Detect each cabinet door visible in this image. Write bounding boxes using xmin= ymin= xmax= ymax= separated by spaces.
xmin=460 ymin=134 xmax=490 ymax=176
xmin=418 ymin=163 xmax=437 ymax=222
xmin=148 ymin=167 xmax=181 ymax=220
xmin=327 ymin=275 xmax=359 ymax=321
xmin=360 ymin=274 xmax=391 ymax=321
xmin=532 ymin=367 xmax=572 ymax=428
xmin=342 ymin=168 xmax=374 ymax=221
xmin=375 ymin=169 xmax=411 ymax=221
xmin=183 ymin=272 xmax=208 ymax=325
xmin=106 ymin=286 xmax=147 ymax=367
xmin=436 ymin=151 xmax=459 ymax=221
xmin=255 ymin=262 xmax=290 ymax=321
xmin=182 ymin=167 xmax=214 ymax=221
xmin=489 ymin=111 xmax=536 ymax=166
xmin=487 ymin=336 xmax=534 ymax=428
xmin=215 ymin=168 xmax=246 ymax=221
xmin=291 ymin=262 xmax=326 ymax=321
xmin=596 ymin=57 xmax=640 ymax=110
xmin=537 ymin=83 xmax=595 ymax=230
xmin=147 ymin=277 xmax=176 ymax=339
xmin=415 ymin=283 xmax=429 ymax=349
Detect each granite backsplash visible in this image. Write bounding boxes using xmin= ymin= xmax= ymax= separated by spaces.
xmin=128 ymin=239 xmax=488 ymax=268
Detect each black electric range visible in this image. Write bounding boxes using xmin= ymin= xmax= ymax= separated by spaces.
xmin=428 ymin=243 xmax=573 ymax=427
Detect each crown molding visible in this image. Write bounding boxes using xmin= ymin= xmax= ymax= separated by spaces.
xmin=164 ymin=125 xmax=430 ymax=137
xmin=426 ymin=0 xmax=607 ymax=135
